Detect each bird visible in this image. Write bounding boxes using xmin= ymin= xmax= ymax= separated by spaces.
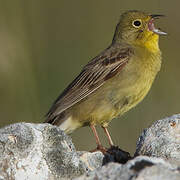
xmin=45 ymin=10 xmax=166 ymax=152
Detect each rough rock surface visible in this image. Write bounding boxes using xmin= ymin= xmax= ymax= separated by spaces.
xmin=0 ymin=123 xmax=103 ymax=180
xmin=0 ymin=114 xmax=180 ymax=180
xmin=75 ymin=156 xmax=180 ymax=180
xmin=135 ymin=114 xmax=180 ymax=160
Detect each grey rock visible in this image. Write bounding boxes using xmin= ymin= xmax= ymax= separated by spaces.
xmin=75 ymin=156 xmax=180 ymax=180
xmin=135 ymin=114 xmax=180 ymax=160
xmin=0 ymin=114 xmax=180 ymax=180
xmin=0 ymin=123 xmax=103 ymax=180
xmin=136 ymin=164 xmax=180 ymax=180
xmin=78 ymin=151 xmax=104 ymax=171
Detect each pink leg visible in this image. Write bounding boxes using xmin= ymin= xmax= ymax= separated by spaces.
xmin=102 ymin=127 xmax=114 ymax=147
xmin=90 ymin=124 xmax=102 ymax=148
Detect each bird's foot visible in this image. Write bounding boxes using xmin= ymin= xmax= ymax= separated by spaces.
xmin=90 ymin=145 xmax=107 ymax=154
xmin=103 ymin=145 xmax=132 ymax=165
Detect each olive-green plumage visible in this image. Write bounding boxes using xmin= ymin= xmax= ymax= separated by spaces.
xmin=45 ymin=10 xmax=166 ymax=140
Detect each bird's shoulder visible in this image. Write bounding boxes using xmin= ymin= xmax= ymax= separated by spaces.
xmin=87 ymin=43 xmax=133 ymax=67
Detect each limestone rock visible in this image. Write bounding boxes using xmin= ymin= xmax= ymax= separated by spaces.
xmin=75 ymin=156 xmax=180 ymax=180
xmin=135 ymin=114 xmax=180 ymax=160
xmin=0 ymin=123 xmax=103 ymax=180
xmin=0 ymin=114 xmax=180 ymax=180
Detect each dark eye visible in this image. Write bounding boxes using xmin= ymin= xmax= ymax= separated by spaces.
xmin=133 ymin=20 xmax=142 ymax=28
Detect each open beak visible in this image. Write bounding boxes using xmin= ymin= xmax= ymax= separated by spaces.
xmin=148 ymin=14 xmax=167 ymax=35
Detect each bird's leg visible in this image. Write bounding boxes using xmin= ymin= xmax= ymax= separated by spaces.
xmin=90 ymin=125 xmax=106 ymax=153
xmin=90 ymin=125 xmax=102 ymax=148
xmin=102 ymin=126 xmax=114 ymax=147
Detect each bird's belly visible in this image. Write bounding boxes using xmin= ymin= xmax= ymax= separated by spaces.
xmin=70 ymin=89 xmax=118 ymax=127
xmin=70 ymin=64 xmax=157 ymax=127
xmin=111 ymin=70 xmax=155 ymax=116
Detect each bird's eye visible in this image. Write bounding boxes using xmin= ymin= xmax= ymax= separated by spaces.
xmin=132 ymin=19 xmax=142 ymax=28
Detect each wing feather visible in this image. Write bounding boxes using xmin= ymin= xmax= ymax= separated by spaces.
xmin=46 ymin=45 xmax=133 ymax=123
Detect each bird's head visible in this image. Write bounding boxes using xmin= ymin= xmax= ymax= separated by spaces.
xmin=113 ymin=10 xmax=166 ymax=51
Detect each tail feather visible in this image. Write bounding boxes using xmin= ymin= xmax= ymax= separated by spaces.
xmin=59 ymin=116 xmax=82 ymax=134
xmin=45 ymin=111 xmax=66 ymax=125
xmin=45 ymin=112 xmax=81 ymax=134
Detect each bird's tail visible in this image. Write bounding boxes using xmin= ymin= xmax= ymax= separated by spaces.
xmin=45 ymin=112 xmax=81 ymax=134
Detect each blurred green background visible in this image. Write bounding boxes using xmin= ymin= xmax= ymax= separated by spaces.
xmin=0 ymin=0 xmax=179 ymax=155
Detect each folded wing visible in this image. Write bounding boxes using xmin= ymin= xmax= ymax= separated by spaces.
xmin=46 ymin=45 xmax=133 ymax=123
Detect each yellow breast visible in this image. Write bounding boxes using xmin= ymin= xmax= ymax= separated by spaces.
xmin=70 ymin=40 xmax=162 ymax=128
xmin=112 ymin=44 xmax=162 ymax=117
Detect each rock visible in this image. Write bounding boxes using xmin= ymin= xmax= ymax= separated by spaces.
xmin=135 ymin=114 xmax=180 ymax=160
xmin=0 ymin=123 xmax=103 ymax=180
xmin=78 ymin=151 xmax=103 ymax=171
xmin=75 ymin=156 xmax=180 ymax=180
xmin=0 ymin=114 xmax=180 ymax=180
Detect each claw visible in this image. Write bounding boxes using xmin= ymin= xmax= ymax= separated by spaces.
xmin=90 ymin=145 xmax=107 ymax=154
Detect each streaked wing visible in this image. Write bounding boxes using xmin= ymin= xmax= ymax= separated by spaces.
xmin=46 ymin=45 xmax=133 ymax=122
